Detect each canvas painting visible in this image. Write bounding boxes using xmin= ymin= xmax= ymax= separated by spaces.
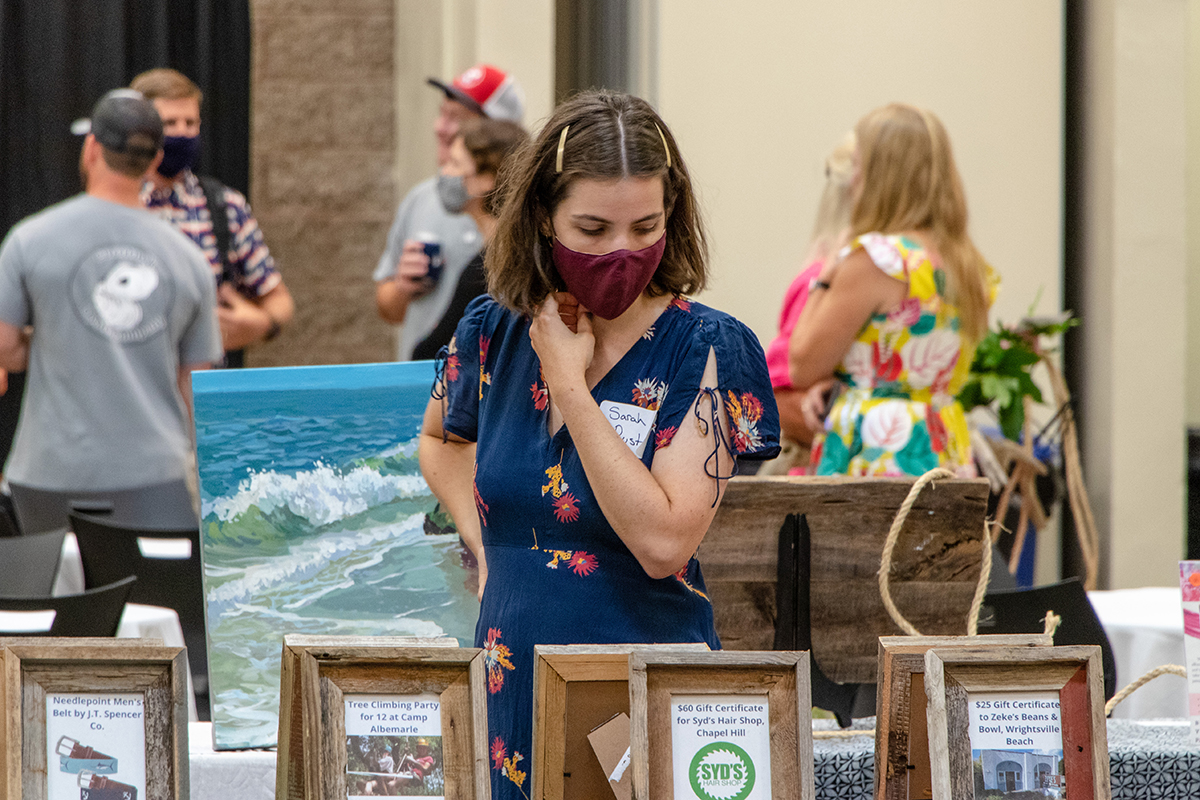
xmin=192 ymin=362 xmax=479 ymax=750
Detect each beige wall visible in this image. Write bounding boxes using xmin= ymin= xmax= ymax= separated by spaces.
xmin=1079 ymin=0 xmax=1187 ymax=588
xmin=1188 ymin=0 xmax=1200 ymax=429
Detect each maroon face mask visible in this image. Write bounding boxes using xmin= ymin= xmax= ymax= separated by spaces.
xmin=550 ymin=233 xmax=667 ymax=320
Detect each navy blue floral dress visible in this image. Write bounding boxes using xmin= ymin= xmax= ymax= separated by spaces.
xmin=439 ymin=295 xmax=779 ymax=799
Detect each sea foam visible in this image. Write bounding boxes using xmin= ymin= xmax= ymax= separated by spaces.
xmin=204 ymin=462 xmax=430 ymax=526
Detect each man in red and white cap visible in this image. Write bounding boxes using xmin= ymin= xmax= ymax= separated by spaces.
xmin=374 ymin=64 xmax=524 ymax=360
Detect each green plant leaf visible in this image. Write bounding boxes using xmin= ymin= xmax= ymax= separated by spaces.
xmin=980 ymin=374 xmax=1019 ymax=408
xmin=999 ymin=397 xmax=1026 ymax=441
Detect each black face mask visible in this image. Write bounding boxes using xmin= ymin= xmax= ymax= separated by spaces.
xmin=157 ymin=134 xmax=201 ymax=178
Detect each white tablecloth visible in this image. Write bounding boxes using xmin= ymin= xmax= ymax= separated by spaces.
xmin=1088 ymin=587 xmax=1187 ymax=719
xmin=189 ymin=722 xmax=276 ymax=800
xmin=55 ymin=532 xmax=199 ymax=720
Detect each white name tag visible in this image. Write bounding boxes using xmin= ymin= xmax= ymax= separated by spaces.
xmin=600 ymin=400 xmax=656 ymax=458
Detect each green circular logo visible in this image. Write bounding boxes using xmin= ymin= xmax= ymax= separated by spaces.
xmin=688 ymin=741 xmax=756 ymax=800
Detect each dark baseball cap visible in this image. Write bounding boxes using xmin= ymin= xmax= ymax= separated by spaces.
xmin=70 ymin=89 xmax=163 ymax=157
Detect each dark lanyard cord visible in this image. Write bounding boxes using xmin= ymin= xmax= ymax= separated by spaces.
xmin=694 ymin=387 xmax=738 ymax=508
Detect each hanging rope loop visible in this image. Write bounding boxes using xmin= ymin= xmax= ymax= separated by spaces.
xmin=878 ymin=467 xmax=956 ymax=636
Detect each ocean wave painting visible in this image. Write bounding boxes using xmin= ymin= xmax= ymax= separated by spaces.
xmin=193 ymin=362 xmax=479 ymax=750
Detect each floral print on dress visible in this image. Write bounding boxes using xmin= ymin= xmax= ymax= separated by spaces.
xmin=474 ymin=462 xmax=490 ymax=528
xmin=632 ymin=377 xmax=667 ymax=410
xmin=530 ymin=370 xmax=548 ymax=410
xmin=482 ymin=627 xmax=514 ymax=694
xmin=812 ymin=233 xmax=989 ymax=477
xmin=542 ymin=546 xmax=598 ymax=575
xmin=668 ymin=296 xmax=692 ymax=312
xmin=445 ymin=336 xmax=461 ymax=383
xmin=541 ymin=453 xmax=568 ymax=499
xmin=479 ymin=335 xmax=492 ymax=399
xmin=489 ymin=735 xmax=529 ymax=798
xmin=655 ymin=425 xmax=678 ymax=450
xmin=568 ymin=551 xmax=598 ymax=576
xmin=552 ymin=492 xmax=579 ymax=523
xmin=673 ymin=564 xmax=710 ymax=600
xmin=726 ymin=390 xmax=765 ymax=453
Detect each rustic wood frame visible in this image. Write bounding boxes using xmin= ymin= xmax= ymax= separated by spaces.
xmin=274 ymin=635 xmax=484 ymax=800
xmin=0 ymin=646 xmax=20 ymax=800
xmin=923 ymin=644 xmax=1109 ymax=800
xmin=874 ymin=634 xmax=1052 ymax=800
xmin=629 ymin=650 xmax=813 ymax=800
xmin=531 ymin=643 xmax=709 ymax=800
xmin=0 ymin=639 xmax=187 ymax=799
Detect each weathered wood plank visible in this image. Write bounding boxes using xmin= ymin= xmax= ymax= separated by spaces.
xmin=0 ymin=648 xmax=20 ymax=800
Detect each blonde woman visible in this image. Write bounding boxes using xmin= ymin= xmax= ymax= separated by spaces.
xmin=761 ymin=131 xmax=855 ymax=473
xmin=789 ymin=103 xmax=994 ymax=477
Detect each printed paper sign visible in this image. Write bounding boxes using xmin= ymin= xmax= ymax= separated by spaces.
xmin=46 ymin=692 xmax=146 ymax=800
xmin=1180 ymin=561 xmax=1200 ymax=745
xmin=967 ymin=691 xmax=1065 ymax=798
xmin=671 ymin=695 xmax=771 ymax=800
xmin=344 ymin=693 xmax=443 ymax=799
xmin=600 ymin=400 xmax=656 ymax=458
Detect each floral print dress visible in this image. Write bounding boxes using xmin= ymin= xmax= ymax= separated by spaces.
xmin=811 ymin=233 xmax=987 ymax=477
xmin=440 ymin=295 xmax=779 ymax=799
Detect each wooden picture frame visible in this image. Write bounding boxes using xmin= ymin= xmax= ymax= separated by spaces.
xmin=1 ymin=646 xmax=20 ymax=800
xmin=0 ymin=639 xmax=188 ymax=799
xmin=531 ymin=643 xmax=709 ymax=800
xmin=924 ymin=644 xmax=1109 ymax=800
xmin=275 ymin=635 xmax=485 ymax=800
xmin=629 ymin=650 xmax=813 ymax=800
xmin=874 ymin=634 xmax=1052 ymax=800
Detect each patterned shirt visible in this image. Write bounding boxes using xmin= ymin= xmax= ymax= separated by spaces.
xmin=141 ymin=170 xmax=280 ymax=298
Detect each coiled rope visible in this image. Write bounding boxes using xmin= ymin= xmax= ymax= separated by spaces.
xmin=1104 ymin=665 xmax=1186 ymax=717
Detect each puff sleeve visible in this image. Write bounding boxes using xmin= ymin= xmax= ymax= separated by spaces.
xmin=652 ymin=311 xmax=781 ymax=462
xmin=437 ymin=295 xmax=496 ymax=443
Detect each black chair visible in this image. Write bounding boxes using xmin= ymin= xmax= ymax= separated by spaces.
xmin=0 ymin=491 xmax=20 ymax=537
xmin=69 ymin=512 xmax=209 ymax=720
xmin=977 ymin=577 xmax=1118 ymax=700
xmin=10 ymin=480 xmax=197 ymax=535
xmin=0 ymin=528 xmax=66 ymax=597
xmin=0 ymin=576 xmax=136 ymax=637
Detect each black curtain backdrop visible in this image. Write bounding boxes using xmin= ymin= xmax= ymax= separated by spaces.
xmin=0 ymin=0 xmax=250 ymax=475
xmin=0 ymin=0 xmax=251 ymax=240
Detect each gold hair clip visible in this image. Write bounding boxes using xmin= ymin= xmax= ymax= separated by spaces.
xmin=654 ymin=124 xmax=671 ymax=168
xmin=556 ymin=125 xmax=570 ymax=174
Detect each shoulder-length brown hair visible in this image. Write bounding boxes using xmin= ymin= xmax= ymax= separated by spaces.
xmin=852 ymin=103 xmax=992 ymax=342
xmin=487 ymin=89 xmax=708 ymax=315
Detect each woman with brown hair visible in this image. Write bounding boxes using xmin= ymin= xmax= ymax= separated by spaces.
xmin=418 ymin=89 xmax=778 ymax=797
xmin=789 ymin=102 xmax=995 ymax=477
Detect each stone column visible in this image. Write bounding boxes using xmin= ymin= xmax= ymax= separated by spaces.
xmin=248 ymin=0 xmax=398 ymax=366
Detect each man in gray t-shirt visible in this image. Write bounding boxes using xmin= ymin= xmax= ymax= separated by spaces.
xmin=374 ymin=64 xmax=524 ymax=360
xmin=0 ymin=89 xmax=222 ymax=534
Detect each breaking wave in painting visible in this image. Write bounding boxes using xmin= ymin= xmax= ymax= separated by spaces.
xmin=194 ymin=381 xmax=478 ymax=750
